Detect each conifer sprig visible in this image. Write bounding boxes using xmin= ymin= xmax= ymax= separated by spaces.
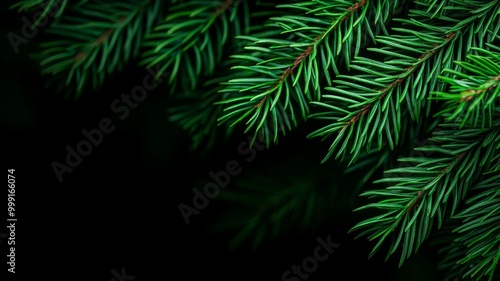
xmin=350 ymin=48 xmax=500 ymax=275
xmin=308 ymin=1 xmax=500 ymax=164
xmin=432 ymin=46 xmax=500 ymax=129
xmin=217 ymin=0 xmax=404 ymax=147
xmin=165 ymin=2 xmax=281 ymax=150
xmin=36 ymin=0 xmax=162 ymax=98
xmin=139 ymin=0 xmax=251 ymax=94
xmin=433 ymin=172 xmax=500 ymax=281
xmin=10 ymin=1 xmax=500 ymax=279
xmin=349 ymin=121 xmax=500 ymax=266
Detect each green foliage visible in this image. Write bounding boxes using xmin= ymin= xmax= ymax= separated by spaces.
xmin=432 ymin=173 xmax=500 ymax=281
xmin=217 ymin=0 xmax=405 ymax=147
xmin=139 ymin=0 xmax=252 ymax=94
xmin=14 ymin=0 xmax=500 ymax=279
xmin=308 ymin=1 xmax=500 ymax=164
xmin=350 ymin=48 xmax=500 ymax=277
xmin=165 ymin=1 xmax=285 ymax=149
xmin=351 ymin=121 xmax=500 ymax=264
xmin=432 ymin=47 xmax=500 ymax=128
xmin=34 ymin=0 xmax=164 ymax=98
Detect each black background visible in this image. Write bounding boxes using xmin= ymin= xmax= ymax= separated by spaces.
xmin=1 ymin=2 xmax=443 ymax=280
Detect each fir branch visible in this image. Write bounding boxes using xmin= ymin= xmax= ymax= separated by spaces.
xmin=308 ymin=0 xmax=500 ymax=164
xmin=349 ymin=119 xmax=500 ymax=268
xmin=217 ymin=0 xmax=405 ymax=148
xmin=433 ymin=172 xmax=500 ymax=280
xmin=36 ymin=0 xmax=163 ymax=98
xmin=347 ymin=26 xmax=500 ymax=270
xmin=165 ymin=3 xmax=281 ymax=150
xmin=432 ymin=47 xmax=500 ymax=129
xmin=139 ymin=0 xmax=251 ymax=94
xmin=450 ymin=175 xmax=500 ymax=280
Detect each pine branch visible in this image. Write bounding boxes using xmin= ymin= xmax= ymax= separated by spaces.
xmin=216 ymin=0 xmax=405 ymax=148
xmin=166 ymin=3 xmax=281 ymax=150
xmin=139 ymin=0 xmax=251 ymax=94
xmin=432 ymin=46 xmax=500 ymax=129
xmin=307 ymin=0 xmax=500 ymax=165
xmin=349 ymin=117 xmax=500 ymax=268
xmin=35 ymin=0 xmax=163 ymax=98
xmin=448 ymin=175 xmax=500 ymax=280
xmin=348 ymin=43 xmax=500 ymax=268
xmin=433 ymin=172 xmax=500 ymax=281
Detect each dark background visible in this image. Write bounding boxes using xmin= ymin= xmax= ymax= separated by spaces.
xmin=1 ymin=2 xmax=443 ymax=280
